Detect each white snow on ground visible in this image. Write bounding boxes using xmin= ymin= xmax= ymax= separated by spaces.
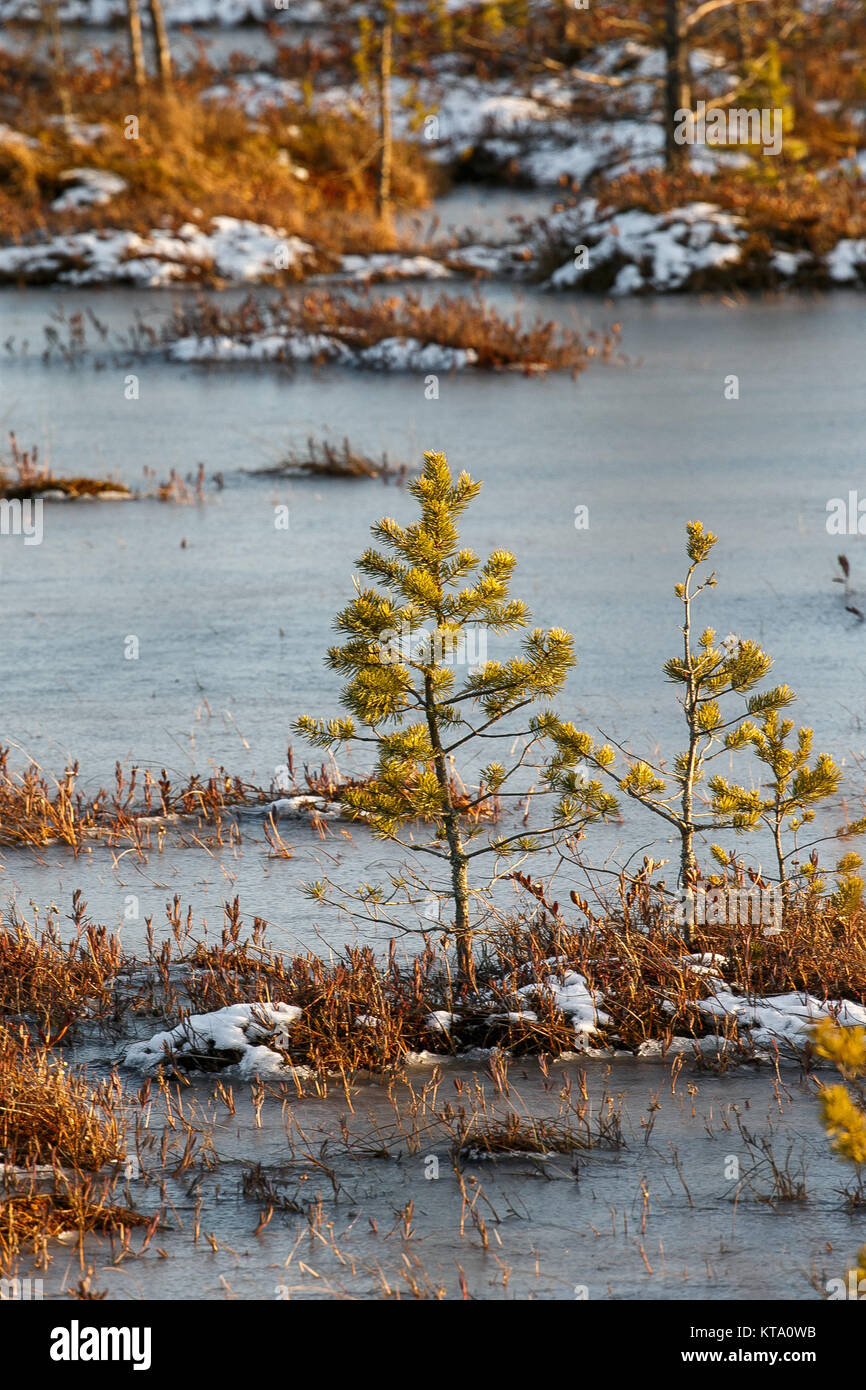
xmin=253 ymin=795 xmax=343 ymax=820
xmin=202 ymin=58 xmax=744 ymax=189
xmin=338 ymin=253 xmax=452 ymax=282
xmin=123 ymin=1002 xmax=302 ymax=1079
xmin=458 ymin=196 xmax=866 ymax=294
xmin=697 ymin=986 xmax=866 ymax=1053
xmin=518 ymin=969 xmax=610 ymax=1047
xmin=546 ymin=199 xmax=746 ymax=293
xmin=202 ymin=73 xmax=306 ymax=116
xmin=0 ymin=217 xmax=313 ymax=286
xmin=51 ymin=167 xmax=128 ymax=211
xmin=826 ymin=238 xmax=866 ymax=283
xmin=46 ymin=116 xmax=109 ymax=145
xmin=169 ymin=331 xmax=479 ymax=371
xmin=426 ymin=1010 xmax=454 ymax=1035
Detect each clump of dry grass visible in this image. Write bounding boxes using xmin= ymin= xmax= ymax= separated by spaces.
xmin=119 ymin=871 xmax=866 ymax=1090
xmin=247 ymin=436 xmax=409 ymax=483
xmin=0 ymin=1024 xmax=124 ymax=1170
xmin=0 ymin=1181 xmax=150 ymax=1272
xmin=165 ymin=288 xmax=617 ymax=373
xmin=494 ymin=871 xmax=866 ymax=1052
xmin=0 ymin=749 xmax=268 ymax=852
xmin=0 ymin=433 xmax=130 ymax=500
xmin=0 ymin=899 xmax=127 ymax=1042
xmin=445 ymin=1101 xmax=622 ymax=1159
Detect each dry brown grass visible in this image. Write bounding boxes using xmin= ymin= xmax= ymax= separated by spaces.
xmin=0 ymin=434 xmax=130 ymax=500
xmin=440 ymin=1084 xmax=623 ymax=1160
xmin=0 ymin=1025 xmax=124 ymax=1170
xmin=247 ymin=436 xmax=409 ymax=483
xmin=0 ymin=748 xmax=268 ymax=852
xmin=494 ymin=872 xmax=866 ymax=1052
xmin=0 ymin=901 xmax=127 ymax=1042
xmin=0 ymin=51 xmax=431 ymax=254
xmin=0 ymin=1182 xmax=149 ymax=1272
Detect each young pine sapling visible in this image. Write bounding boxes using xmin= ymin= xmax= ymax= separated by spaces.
xmin=294 ymin=451 xmax=616 ymax=990
xmin=545 ymin=522 xmax=793 ymax=942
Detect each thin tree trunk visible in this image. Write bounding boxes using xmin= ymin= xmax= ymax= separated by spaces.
xmin=424 ymin=674 xmax=476 ymax=992
xmin=377 ymin=19 xmax=393 ymax=224
xmin=734 ymin=0 xmax=751 ymax=64
xmin=664 ymin=0 xmax=689 ymax=172
xmin=127 ymin=0 xmax=147 ymax=90
xmin=679 ymin=569 xmax=700 ymax=945
xmin=773 ymin=814 xmax=789 ymax=918
xmin=148 ymin=0 xmax=173 ymax=90
xmin=42 ymin=1 xmax=73 ymax=125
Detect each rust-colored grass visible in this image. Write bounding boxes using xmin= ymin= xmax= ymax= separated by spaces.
xmin=0 ymin=1025 xmax=124 ymax=1170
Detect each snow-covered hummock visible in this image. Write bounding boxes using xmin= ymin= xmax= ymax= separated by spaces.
xmin=254 ymin=795 xmax=343 ymax=821
xmin=518 ymin=968 xmax=610 ymax=1048
xmin=52 ymin=168 xmax=128 ymax=211
xmin=426 ymin=1009 xmax=455 ymax=1035
xmin=697 ymin=986 xmax=866 ymax=1054
xmin=547 ymin=199 xmax=746 ymax=293
xmin=826 ymin=238 xmax=866 ymax=284
xmin=169 ymin=332 xmax=479 ymax=372
xmin=202 ymin=73 xmax=305 ymax=116
xmin=0 ymin=217 xmax=313 ymax=287
xmin=123 ymin=1002 xmax=302 ymax=1079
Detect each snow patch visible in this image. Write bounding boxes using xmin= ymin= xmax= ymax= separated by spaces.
xmin=123 ymin=1001 xmax=302 ymax=1079
xmin=0 ymin=217 xmax=313 ymax=286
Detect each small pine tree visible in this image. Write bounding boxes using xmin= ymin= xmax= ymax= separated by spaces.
xmin=709 ymin=711 xmax=842 ymax=903
xmin=545 ymin=523 xmax=794 ymax=942
xmin=295 ymin=452 xmax=616 ymax=990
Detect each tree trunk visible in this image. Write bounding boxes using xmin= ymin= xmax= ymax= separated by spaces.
xmin=734 ymin=0 xmax=751 ymax=65
xmin=42 ymin=1 xmax=73 ymax=125
xmin=679 ymin=564 xmax=700 ymax=944
xmin=663 ymin=0 xmax=689 ymax=172
xmin=127 ymin=0 xmax=147 ymax=90
xmin=377 ymin=19 xmax=393 ymax=224
xmin=773 ymin=814 xmax=789 ymax=918
xmin=148 ymin=0 xmax=173 ymax=90
xmin=423 ymin=674 xmax=476 ymax=992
